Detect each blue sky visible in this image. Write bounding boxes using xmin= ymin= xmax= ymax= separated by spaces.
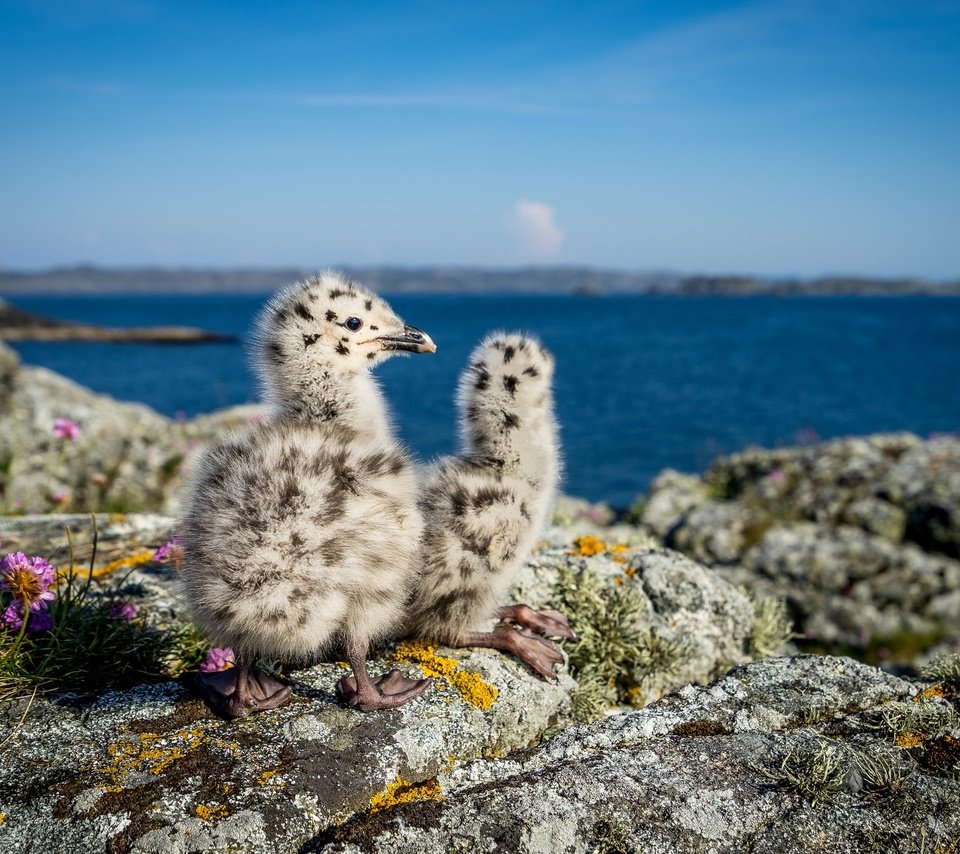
xmin=1 ymin=0 xmax=958 ymax=277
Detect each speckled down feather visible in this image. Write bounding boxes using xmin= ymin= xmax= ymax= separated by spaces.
xmin=179 ymin=273 xmax=425 ymax=663
xmin=408 ymin=332 xmax=560 ymax=641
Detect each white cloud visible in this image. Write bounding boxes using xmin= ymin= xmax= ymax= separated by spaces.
xmin=512 ymin=199 xmax=565 ymax=260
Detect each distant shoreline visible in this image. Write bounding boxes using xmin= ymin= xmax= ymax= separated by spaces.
xmin=1 ymin=265 xmax=958 ymax=297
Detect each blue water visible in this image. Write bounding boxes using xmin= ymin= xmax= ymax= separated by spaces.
xmin=7 ymin=294 xmax=960 ymax=506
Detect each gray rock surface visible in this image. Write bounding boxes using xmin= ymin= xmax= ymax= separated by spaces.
xmin=0 ymin=648 xmax=574 ymax=854
xmin=642 ymin=433 xmax=960 ymax=658
xmin=313 ymin=656 xmax=960 ymax=854
xmin=0 ymin=341 xmax=265 ymax=516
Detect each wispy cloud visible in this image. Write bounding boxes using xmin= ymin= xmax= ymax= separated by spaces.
xmin=512 ymin=199 xmax=565 ymax=259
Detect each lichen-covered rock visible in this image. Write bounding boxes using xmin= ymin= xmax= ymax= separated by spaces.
xmin=880 ymin=437 xmax=960 ymax=558
xmin=513 ymin=543 xmax=756 ymax=708
xmin=729 ymin=523 xmax=960 ymax=648
xmin=0 ymin=647 xmax=574 ymax=853
xmin=0 ymin=349 xmax=267 ymax=516
xmin=641 ymin=433 xmax=960 ymax=660
xmin=314 ymin=656 xmax=960 ymax=854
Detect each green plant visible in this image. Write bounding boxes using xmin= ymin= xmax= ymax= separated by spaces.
xmin=757 ymin=738 xmax=847 ymax=803
xmin=923 ymin=654 xmax=960 ymax=688
xmin=0 ymin=524 xmax=206 ymax=702
xmin=749 ymin=595 xmax=793 ymax=658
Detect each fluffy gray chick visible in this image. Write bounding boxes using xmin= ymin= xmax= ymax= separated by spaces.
xmin=180 ymin=273 xmax=436 ymax=717
xmin=407 ymin=333 xmax=575 ymax=679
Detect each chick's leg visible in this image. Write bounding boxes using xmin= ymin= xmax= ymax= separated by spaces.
xmin=336 ymin=636 xmax=432 ymax=711
xmin=452 ymin=624 xmax=565 ymax=682
xmin=496 ymin=603 xmax=577 ymax=641
xmin=194 ymin=658 xmax=292 ymax=719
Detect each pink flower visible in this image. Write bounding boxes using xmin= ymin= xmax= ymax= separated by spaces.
xmin=1 ymin=552 xmax=57 ymax=611
xmin=152 ymin=536 xmax=183 ymax=563
xmin=107 ymin=601 xmax=137 ymax=620
xmin=765 ymin=469 xmax=786 ymax=484
xmin=199 ymin=647 xmax=235 ymax=672
xmin=53 ymin=418 xmax=80 ymax=441
xmin=2 ymin=600 xmax=53 ymax=636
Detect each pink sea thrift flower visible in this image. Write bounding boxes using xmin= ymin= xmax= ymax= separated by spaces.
xmin=0 ymin=552 xmax=57 ymax=611
xmin=152 ymin=536 xmax=183 ymax=563
xmin=53 ymin=418 xmax=80 ymax=440
xmin=107 ymin=601 xmax=138 ymax=620
xmin=2 ymin=600 xmax=53 ymax=636
xmin=199 ymin=647 xmax=235 ymax=672
xmin=765 ymin=469 xmax=786 ymax=484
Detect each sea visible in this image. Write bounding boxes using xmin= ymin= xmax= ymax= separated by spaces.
xmin=6 ymin=294 xmax=960 ymax=507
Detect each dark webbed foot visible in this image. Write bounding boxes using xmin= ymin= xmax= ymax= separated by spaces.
xmin=496 ymin=603 xmax=578 ymax=641
xmin=337 ymin=636 xmax=432 ymax=711
xmin=194 ymin=662 xmax=293 ymax=719
xmin=453 ymin=624 xmax=565 ymax=681
xmin=336 ymin=669 xmax=432 ymax=711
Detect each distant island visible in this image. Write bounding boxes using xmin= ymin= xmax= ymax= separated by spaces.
xmin=0 ymin=297 xmax=235 ymax=344
xmin=0 ymin=265 xmax=958 ymax=296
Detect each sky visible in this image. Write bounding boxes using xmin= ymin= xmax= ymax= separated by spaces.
xmin=1 ymin=0 xmax=958 ymax=277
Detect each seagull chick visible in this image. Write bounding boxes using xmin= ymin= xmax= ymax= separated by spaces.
xmin=180 ymin=273 xmax=436 ymax=717
xmin=407 ymin=333 xmax=576 ymax=679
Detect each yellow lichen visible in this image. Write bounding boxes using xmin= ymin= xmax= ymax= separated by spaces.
xmin=195 ymin=804 xmax=229 ymax=821
xmin=571 ymin=535 xmax=607 ymax=556
xmin=257 ymin=769 xmax=284 ymax=787
xmin=0 ymin=812 xmax=5 ymax=826
xmin=59 ymin=549 xmax=156 ymax=580
xmin=370 ymin=776 xmax=444 ymax=813
xmin=918 ymin=684 xmax=946 ymax=701
xmin=894 ymin=731 xmax=924 ymax=749
xmin=390 ymin=640 xmax=498 ymax=710
xmin=610 ymin=543 xmax=628 ymax=554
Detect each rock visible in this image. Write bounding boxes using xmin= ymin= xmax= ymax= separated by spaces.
xmin=0 ymin=348 xmax=267 ymax=516
xmin=641 ymin=433 xmax=960 ymax=660
xmin=731 ymin=523 xmax=960 ymax=649
xmin=0 ymin=297 xmax=235 ymax=343
xmin=314 ymin=656 xmax=960 ymax=854
xmin=642 ymin=470 xmax=709 ymax=541
xmin=0 ymin=646 xmax=574 ymax=853
xmin=0 ymin=512 xmax=177 ymax=569
xmin=513 ymin=543 xmax=756 ymax=709
xmin=880 ymin=437 xmax=960 ymax=559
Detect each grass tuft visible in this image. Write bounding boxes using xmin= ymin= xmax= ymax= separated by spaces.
xmin=749 ymin=595 xmax=793 ymax=658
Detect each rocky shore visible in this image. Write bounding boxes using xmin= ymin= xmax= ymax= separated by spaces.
xmin=0 ymin=340 xmax=958 ymax=852
xmin=0 ymin=298 xmax=235 ymax=343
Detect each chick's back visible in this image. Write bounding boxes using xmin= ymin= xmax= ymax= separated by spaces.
xmin=181 ymin=421 xmax=423 ymax=661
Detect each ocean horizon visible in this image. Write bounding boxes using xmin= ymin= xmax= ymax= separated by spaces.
xmin=6 ymin=292 xmax=959 ymax=506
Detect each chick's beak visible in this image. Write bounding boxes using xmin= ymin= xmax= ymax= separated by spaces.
xmin=375 ymin=324 xmax=437 ymax=354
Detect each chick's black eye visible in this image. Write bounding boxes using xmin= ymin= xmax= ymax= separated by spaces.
xmin=345 ymin=317 xmax=363 ymax=332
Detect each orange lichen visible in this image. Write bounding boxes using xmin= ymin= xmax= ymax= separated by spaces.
xmin=370 ymin=776 xmax=444 ymax=813
xmin=390 ymin=640 xmax=498 ymax=710
xmin=59 ymin=549 xmax=155 ymax=580
xmin=894 ymin=731 xmax=924 ymax=749
xmin=610 ymin=543 xmax=628 ymax=554
xmin=257 ymin=769 xmax=285 ymax=788
xmin=917 ymin=684 xmax=946 ymax=701
xmin=195 ymin=804 xmax=229 ymax=821
xmin=571 ymin=535 xmax=606 ymax=556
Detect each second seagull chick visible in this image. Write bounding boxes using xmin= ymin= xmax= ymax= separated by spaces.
xmin=407 ymin=333 xmax=576 ymax=678
xmin=180 ymin=273 xmax=436 ymax=717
